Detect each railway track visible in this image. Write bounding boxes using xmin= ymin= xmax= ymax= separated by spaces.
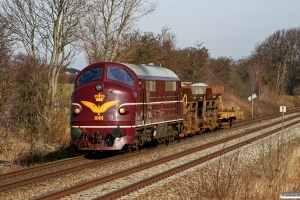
xmin=0 ymin=156 xmax=86 ymax=187
xmin=235 ymin=107 xmax=300 ymax=125
xmin=0 ymin=144 xmax=166 ymax=193
xmin=37 ymin=114 xmax=300 ymax=199
xmin=0 ymin=128 xmax=212 ymax=194
xmin=1 ymin=110 xmax=300 ymax=199
xmin=100 ymin=120 xmax=300 ymax=200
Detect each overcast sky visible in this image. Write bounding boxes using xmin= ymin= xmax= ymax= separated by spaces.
xmin=72 ymin=0 xmax=300 ymax=70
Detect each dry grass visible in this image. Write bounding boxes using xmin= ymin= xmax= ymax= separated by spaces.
xmin=134 ymin=129 xmax=300 ymax=200
xmin=0 ymin=83 xmax=77 ymax=174
xmin=222 ymin=93 xmax=299 ymax=119
xmin=195 ymin=134 xmax=300 ymax=200
xmin=0 ymin=105 xmax=81 ymax=174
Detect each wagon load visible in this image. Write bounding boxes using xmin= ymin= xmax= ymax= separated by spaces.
xmin=180 ymin=83 xmax=207 ymax=137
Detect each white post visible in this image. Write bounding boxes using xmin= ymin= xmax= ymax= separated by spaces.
xmin=282 ymin=111 xmax=284 ymax=131
xmin=280 ymin=106 xmax=286 ymax=131
xmin=251 ymin=93 xmax=254 ymax=118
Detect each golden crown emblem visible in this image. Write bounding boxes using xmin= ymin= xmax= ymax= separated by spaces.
xmin=94 ymin=93 xmax=105 ymax=101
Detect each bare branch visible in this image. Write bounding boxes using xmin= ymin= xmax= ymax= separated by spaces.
xmin=79 ymin=0 xmax=158 ymax=63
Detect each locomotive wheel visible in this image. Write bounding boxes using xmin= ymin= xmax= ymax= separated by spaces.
xmin=158 ymin=138 xmax=165 ymax=144
xmin=201 ymin=128 xmax=206 ymax=134
xmin=165 ymin=137 xmax=171 ymax=146
xmin=158 ymin=138 xmax=161 ymax=144
xmin=153 ymin=139 xmax=159 ymax=146
xmin=120 ymin=144 xmax=133 ymax=154
xmin=87 ymin=151 xmax=96 ymax=156
xmin=177 ymin=132 xmax=181 ymax=143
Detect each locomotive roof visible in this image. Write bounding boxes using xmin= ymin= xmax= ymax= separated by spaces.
xmin=123 ymin=63 xmax=179 ymax=80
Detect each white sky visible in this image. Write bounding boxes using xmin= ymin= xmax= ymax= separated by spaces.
xmin=72 ymin=0 xmax=300 ymax=70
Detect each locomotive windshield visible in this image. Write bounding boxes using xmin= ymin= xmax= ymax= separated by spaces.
xmin=77 ymin=66 xmax=103 ymax=86
xmin=107 ymin=66 xmax=134 ymax=86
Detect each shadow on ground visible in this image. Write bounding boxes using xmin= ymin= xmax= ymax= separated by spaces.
xmin=17 ymin=146 xmax=86 ymax=166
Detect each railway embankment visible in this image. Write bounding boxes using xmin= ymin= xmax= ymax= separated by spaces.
xmin=1 ymin=113 xmax=300 ymax=199
xmin=127 ymin=123 xmax=300 ymax=200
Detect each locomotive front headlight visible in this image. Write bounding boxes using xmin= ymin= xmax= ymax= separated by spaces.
xmin=73 ymin=106 xmax=81 ymax=114
xmin=118 ymin=106 xmax=129 ymax=115
xmin=95 ymin=83 xmax=104 ymax=91
xmin=119 ymin=107 xmax=125 ymax=114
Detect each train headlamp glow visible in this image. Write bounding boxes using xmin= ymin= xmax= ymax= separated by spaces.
xmin=73 ymin=106 xmax=81 ymax=114
xmin=95 ymin=83 xmax=104 ymax=91
xmin=118 ymin=106 xmax=129 ymax=115
xmin=119 ymin=107 xmax=126 ymax=114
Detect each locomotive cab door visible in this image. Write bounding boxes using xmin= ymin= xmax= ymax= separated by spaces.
xmin=177 ymin=81 xmax=183 ymax=118
xmin=136 ymin=79 xmax=145 ymax=126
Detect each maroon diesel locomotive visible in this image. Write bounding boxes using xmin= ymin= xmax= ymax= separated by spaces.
xmin=70 ymin=62 xmax=183 ymax=152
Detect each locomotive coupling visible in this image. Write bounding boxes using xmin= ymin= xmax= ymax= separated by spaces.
xmin=104 ymin=128 xmax=123 ymax=147
xmin=104 ymin=133 xmax=114 ymax=147
xmin=92 ymin=131 xmax=101 ymax=144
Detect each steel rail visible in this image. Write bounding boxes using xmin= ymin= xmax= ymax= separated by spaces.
xmin=0 ymin=156 xmax=86 ymax=181
xmin=34 ymin=115 xmax=300 ymax=200
xmin=98 ymin=119 xmax=300 ymax=199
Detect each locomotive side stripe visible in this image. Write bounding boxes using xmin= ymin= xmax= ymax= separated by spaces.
xmin=71 ymin=126 xmax=137 ymax=128
xmin=71 ymin=118 xmax=184 ymax=129
xmin=118 ymin=101 xmax=182 ymax=107
xmin=71 ymin=101 xmax=183 ymax=107
xmin=72 ymin=101 xmax=182 ymax=108
xmin=137 ymin=118 xmax=184 ymax=127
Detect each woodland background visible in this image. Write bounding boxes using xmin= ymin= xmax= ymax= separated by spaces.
xmin=0 ymin=0 xmax=300 ymax=165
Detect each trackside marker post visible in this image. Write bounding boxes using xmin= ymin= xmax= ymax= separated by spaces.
xmin=280 ymin=106 xmax=286 ymax=131
xmin=248 ymin=93 xmax=257 ymax=118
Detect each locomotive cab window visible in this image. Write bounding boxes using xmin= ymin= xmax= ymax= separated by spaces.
xmin=77 ymin=67 xmax=103 ymax=86
xmin=107 ymin=66 xmax=134 ymax=86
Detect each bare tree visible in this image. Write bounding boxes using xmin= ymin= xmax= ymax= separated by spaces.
xmin=1 ymin=0 xmax=88 ymax=106
xmin=0 ymin=13 xmax=14 ymax=125
xmin=108 ymin=30 xmax=141 ymax=62
xmin=129 ymin=27 xmax=178 ymax=66
xmin=284 ymin=28 xmax=300 ymax=95
xmin=206 ymin=57 xmax=233 ymax=85
xmin=155 ymin=27 xmax=179 ymax=71
xmin=254 ymin=28 xmax=300 ymax=97
xmin=79 ymin=0 xmax=158 ymax=63
xmin=0 ymin=0 xmax=38 ymax=57
xmin=178 ymin=43 xmax=210 ymax=83
xmin=244 ymin=56 xmax=265 ymax=97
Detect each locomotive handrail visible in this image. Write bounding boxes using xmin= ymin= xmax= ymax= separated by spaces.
xmin=182 ymin=94 xmax=187 ymax=106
